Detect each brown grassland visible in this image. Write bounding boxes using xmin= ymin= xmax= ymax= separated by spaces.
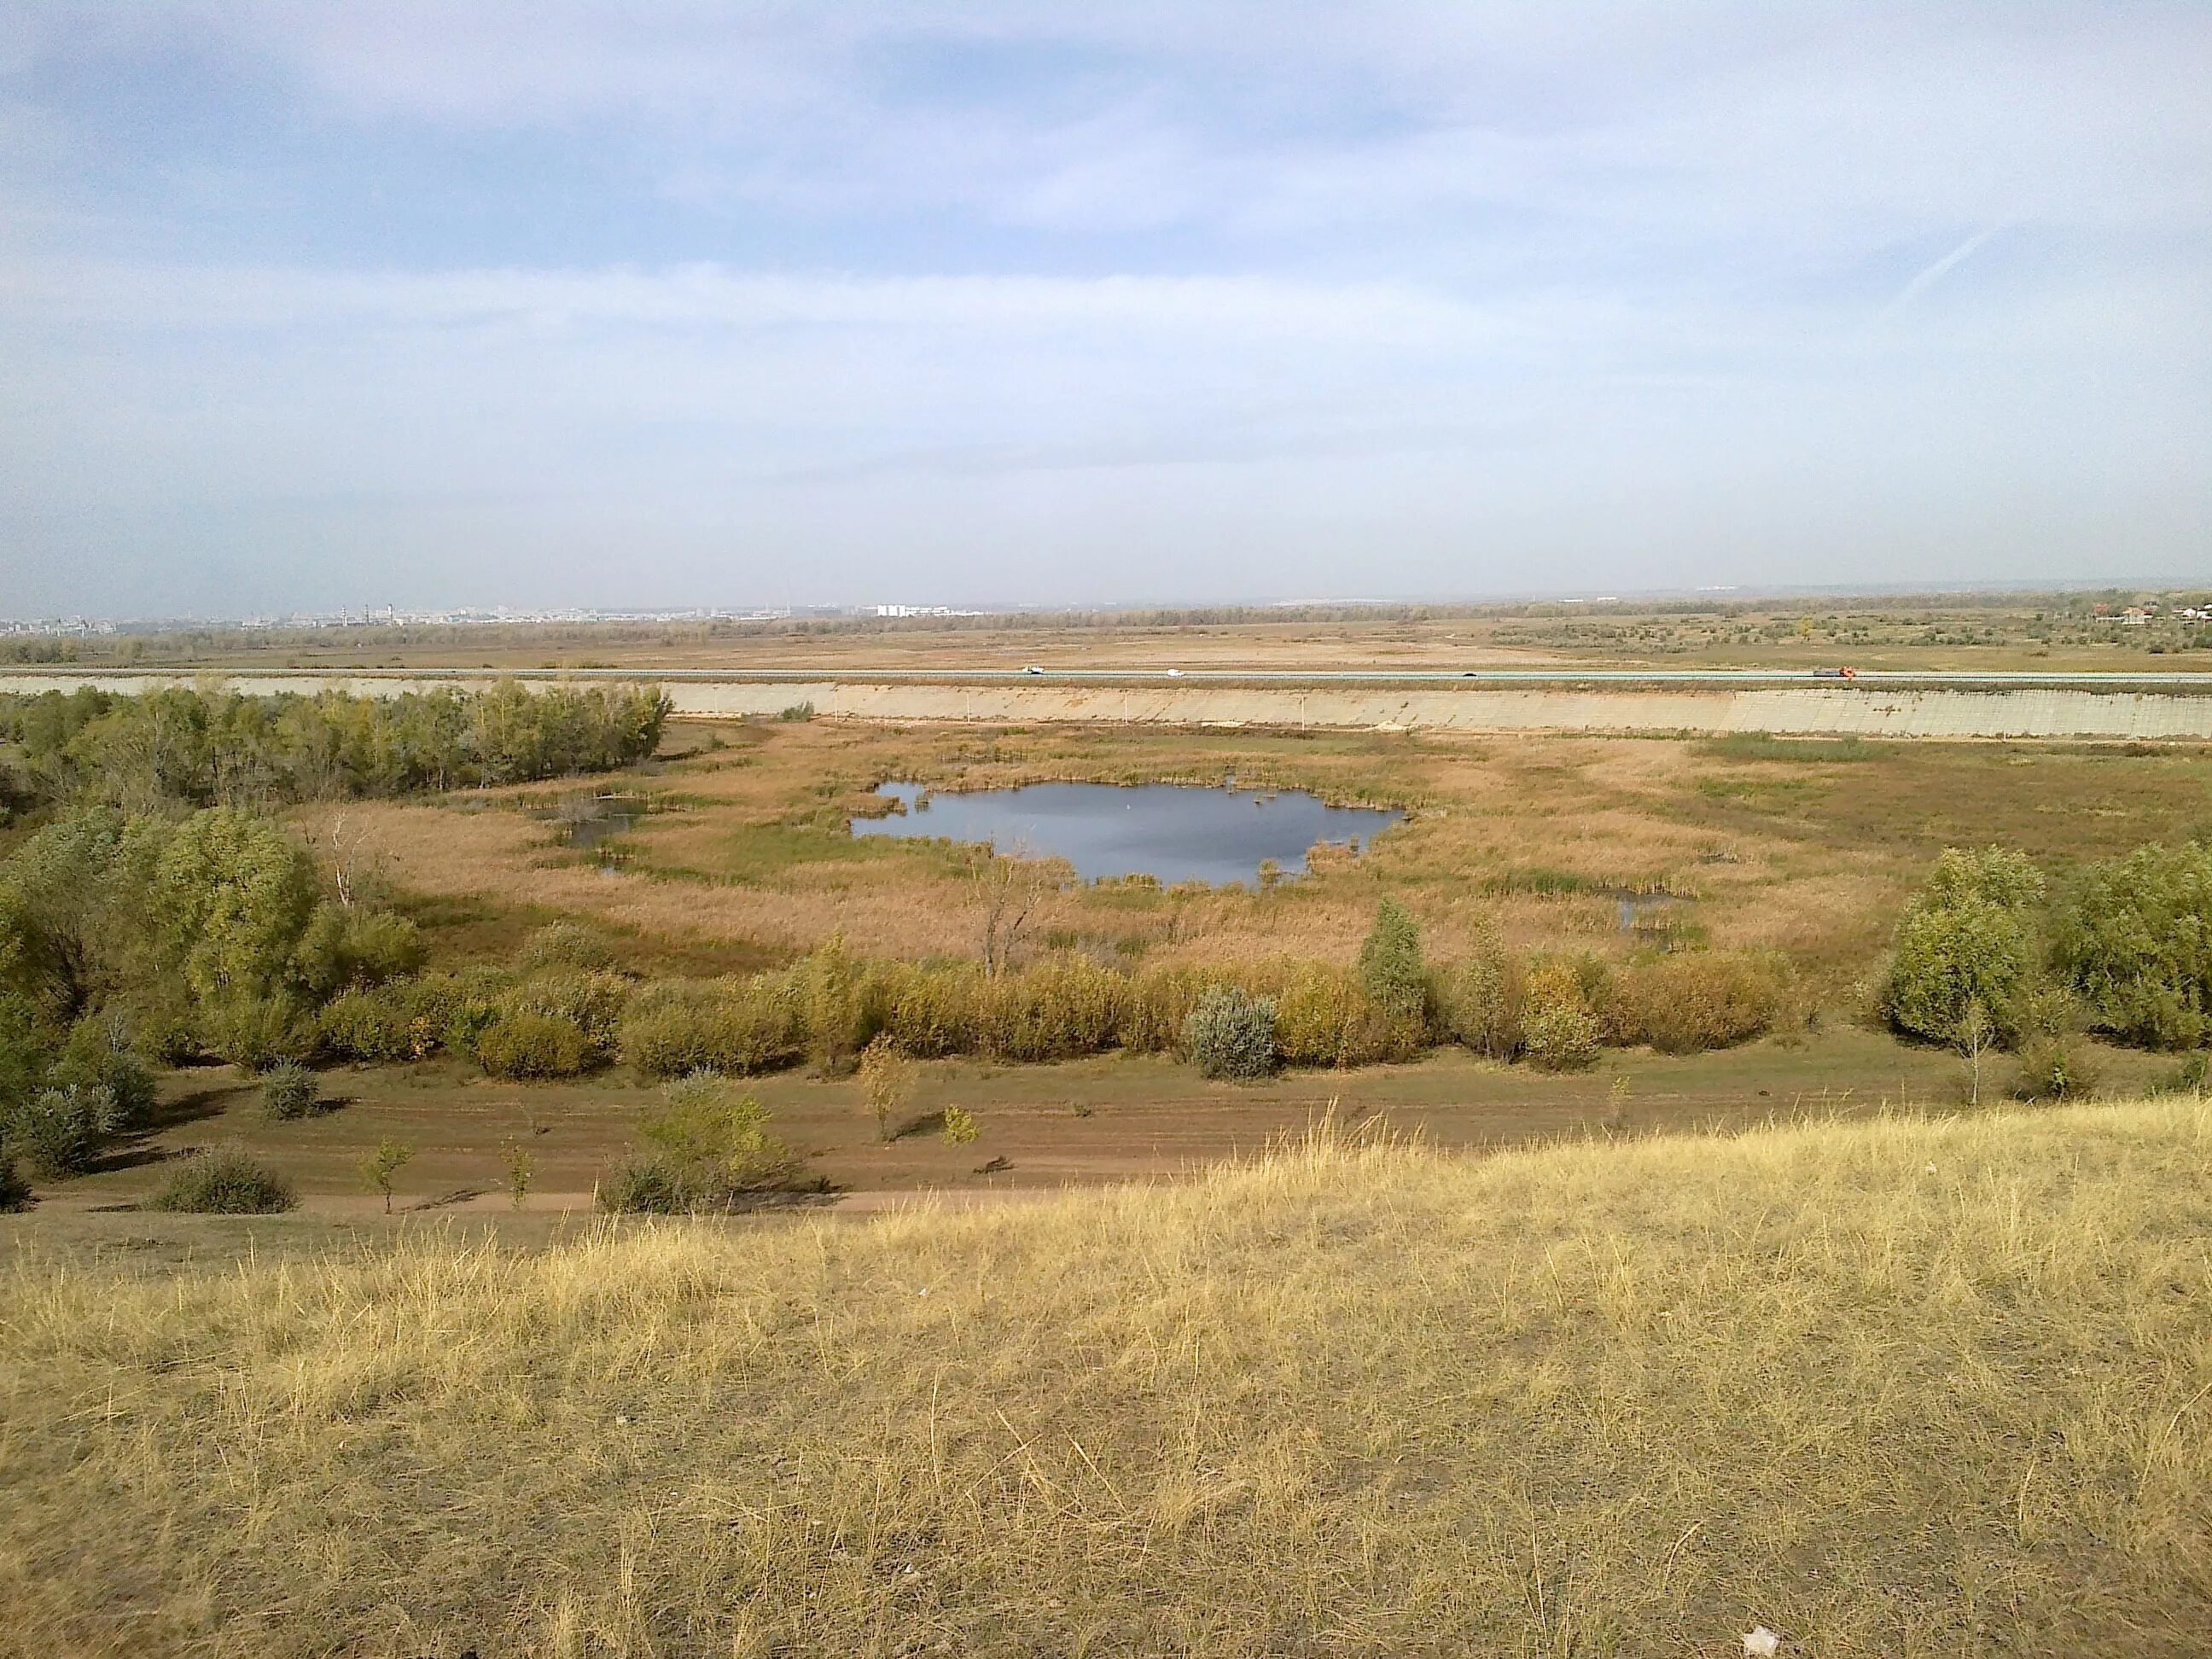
xmin=3 ymin=1097 xmax=2209 ymax=1656
xmin=327 ymin=718 xmax=2212 ymax=975
xmin=19 ymin=591 xmax=2209 ymax=677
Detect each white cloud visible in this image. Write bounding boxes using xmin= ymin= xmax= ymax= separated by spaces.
xmin=0 ymin=3 xmax=2206 ymax=611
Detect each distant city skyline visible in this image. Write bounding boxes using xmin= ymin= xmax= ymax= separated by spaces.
xmin=3 ymin=3 xmax=2207 ymax=614
xmin=9 ymin=577 xmax=2209 ymax=636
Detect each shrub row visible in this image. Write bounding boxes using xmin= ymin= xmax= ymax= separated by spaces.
xmin=599 ymin=941 xmax=1797 ymax=1082
xmin=10 ymin=923 xmax=1798 ymax=1137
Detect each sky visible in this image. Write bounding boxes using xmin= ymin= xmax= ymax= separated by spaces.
xmin=0 ymin=3 xmax=2207 ymax=618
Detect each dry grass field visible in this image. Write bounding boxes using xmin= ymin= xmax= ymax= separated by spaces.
xmin=14 ymin=593 xmax=2209 ymax=678
xmin=4 ymin=1097 xmax=2208 ymax=1656
xmin=320 ymin=719 xmax=2212 ymax=977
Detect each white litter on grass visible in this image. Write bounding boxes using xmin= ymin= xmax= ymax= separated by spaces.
xmin=1925 ymin=1161 xmax=1938 ymax=1174
xmin=1743 ymin=1625 xmax=1782 ymax=1656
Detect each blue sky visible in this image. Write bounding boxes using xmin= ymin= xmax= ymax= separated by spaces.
xmin=1 ymin=3 xmax=2207 ymax=616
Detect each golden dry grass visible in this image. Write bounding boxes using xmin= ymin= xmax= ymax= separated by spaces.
xmin=4 ymin=1097 xmax=2209 ymax=1656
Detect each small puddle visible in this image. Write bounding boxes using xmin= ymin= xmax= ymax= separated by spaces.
xmin=852 ymin=780 xmax=1403 ymax=886
xmin=538 ymin=793 xmax=650 ymax=858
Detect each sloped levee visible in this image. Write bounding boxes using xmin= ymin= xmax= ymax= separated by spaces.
xmin=655 ymin=680 xmax=2212 ymax=739
xmin=3 ymin=673 xmax=2210 ymax=739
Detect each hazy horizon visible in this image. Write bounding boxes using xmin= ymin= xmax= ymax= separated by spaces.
xmin=3 ymin=3 xmax=2207 ymax=616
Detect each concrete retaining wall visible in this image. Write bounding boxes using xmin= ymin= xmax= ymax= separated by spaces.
xmin=4 ymin=672 xmax=2210 ymax=740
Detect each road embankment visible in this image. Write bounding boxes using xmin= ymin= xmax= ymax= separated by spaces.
xmin=4 ymin=671 xmax=2212 ymax=739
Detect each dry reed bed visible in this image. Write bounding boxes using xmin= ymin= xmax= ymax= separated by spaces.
xmin=311 ymin=723 xmax=1918 ymax=970
xmin=3 ymin=1098 xmax=2209 ymax=1656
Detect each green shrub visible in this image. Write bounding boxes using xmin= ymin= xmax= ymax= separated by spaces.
xmin=2011 ymin=1037 xmax=2098 ymax=1103
xmin=201 ymin=994 xmax=314 ymax=1072
xmin=620 ymin=975 xmax=806 ymax=1079
xmin=1436 ymin=936 xmax=1523 ymax=1060
xmin=406 ymin=969 xmax=506 ymax=1058
xmin=147 ymin=1144 xmax=294 ymax=1214
xmin=498 ymin=969 xmax=631 ymax=1060
xmin=1357 ymin=898 xmax=1429 ymax=1025
xmin=940 ymin=1104 xmax=980 ymax=1146
xmin=125 ymin=1000 xmax=202 ymax=1067
xmin=1273 ymin=963 xmax=1423 ymax=1068
xmin=2158 ymin=1052 xmax=2209 ymax=1096
xmin=1121 ymin=966 xmax=1231 ymax=1055
xmin=1183 ymin=984 xmax=1278 ymax=1079
xmin=2052 ymin=841 xmax=2212 ymax=1050
xmin=358 ymin=1138 xmax=413 ymax=1212
xmin=293 ymin=902 xmax=425 ymax=997
xmin=1884 ymin=847 xmax=2046 ymax=1045
xmin=599 ymin=1073 xmax=799 ymax=1212
xmin=49 ymin=1016 xmax=156 ymax=1130
xmin=1521 ymin=964 xmax=1600 ymax=1071
xmin=597 ymin=1157 xmax=683 ymax=1214
xmin=0 ymin=1153 xmax=28 ymax=1211
xmin=316 ymin=985 xmax=419 ymax=1062
xmin=1602 ymin=952 xmax=1787 ymax=1054
xmin=477 ymin=1010 xmax=594 ymax=1080
xmin=3 ymin=1086 xmax=112 ymax=1178
xmin=799 ymin=934 xmax=876 ymax=1071
xmin=517 ymin=920 xmax=615 ymax=975
xmin=259 ymin=1061 xmax=318 ymax=1121
xmin=880 ymin=962 xmax=986 ymax=1059
xmin=981 ymin=957 xmax=1125 ymax=1062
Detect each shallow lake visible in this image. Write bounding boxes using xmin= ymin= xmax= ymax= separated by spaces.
xmin=851 ymin=781 xmax=1404 ymax=886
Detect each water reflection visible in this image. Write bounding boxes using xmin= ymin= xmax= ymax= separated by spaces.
xmin=852 ymin=781 xmax=1403 ymax=886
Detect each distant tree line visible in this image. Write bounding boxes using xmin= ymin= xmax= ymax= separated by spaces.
xmin=0 ymin=681 xmax=668 ymax=813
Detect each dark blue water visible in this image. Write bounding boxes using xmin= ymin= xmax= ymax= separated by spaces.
xmin=852 ymin=781 xmax=1403 ymax=886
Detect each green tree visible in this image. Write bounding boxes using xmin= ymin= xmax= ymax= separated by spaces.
xmin=0 ymin=992 xmax=49 ymax=1107
xmin=2052 ymin=841 xmax=2212 ymax=1049
xmin=358 ymin=1138 xmax=413 ymax=1214
xmin=1437 ymin=923 xmax=1524 ymax=1060
xmin=151 ymin=808 xmax=322 ymax=1005
xmin=0 ymin=808 xmax=137 ymax=1021
xmin=1357 ymin=897 xmax=1428 ymax=1024
xmin=856 ymin=1034 xmax=918 ymax=1141
xmin=1884 ymin=847 xmax=2046 ymax=1045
